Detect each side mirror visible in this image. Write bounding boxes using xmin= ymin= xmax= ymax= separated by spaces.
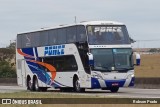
xmin=135 ymin=53 xmax=141 ymax=66
xmin=87 ymin=52 xmax=94 ymax=66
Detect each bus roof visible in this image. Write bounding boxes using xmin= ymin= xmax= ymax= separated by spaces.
xmin=18 ymin=21 xmax=125 ymax=35
xmin=80 ymin=21 xmax=124 ymax=26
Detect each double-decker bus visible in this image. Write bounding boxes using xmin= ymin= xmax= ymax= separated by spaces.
xmin=16 ymin=21 xmax=140 ymax=92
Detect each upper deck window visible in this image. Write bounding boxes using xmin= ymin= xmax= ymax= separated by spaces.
xmin=57 ymin=28 xmax=66 ymax=44
xmin=17 ymin=25 xmax=87 ymax=48
xmin=77 ymin=26 xmax=87 ymax=42
xmin=87 ymin=25 xmax=130 ymax=45
xmin=66 ymin=26 xmax=76 ymax=43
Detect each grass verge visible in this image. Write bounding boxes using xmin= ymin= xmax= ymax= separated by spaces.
xmin=0 ymin=91 xmax=96 ymax=98
xmin=135 ymin=54 xmax=160 ymax=77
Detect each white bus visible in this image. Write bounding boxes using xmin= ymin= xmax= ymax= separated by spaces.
xmin=16 ymin=21 xmax=140 ymax=92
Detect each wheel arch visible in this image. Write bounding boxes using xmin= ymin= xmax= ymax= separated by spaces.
xmin=33 ymin=74 xmax=38 ymax=81
xmin=73 ymin=74 xmax=79 ymax=86
xmin=26 ymin=75 xmax=31 ymax=80
xmin=26 ymin=75 xmax=31 ymax=85
xmin=26 ymin=75 xmax=32 ymax=90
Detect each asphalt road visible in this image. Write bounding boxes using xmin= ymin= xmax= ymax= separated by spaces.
xmin=0 ymin=85 xmax=160 ymax=98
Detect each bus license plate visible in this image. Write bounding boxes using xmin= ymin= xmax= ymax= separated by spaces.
xmin=112 ymin=83 xmax=119 ymax=86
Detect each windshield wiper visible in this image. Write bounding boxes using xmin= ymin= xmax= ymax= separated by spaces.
xmin=94 ymin=66 xmax=111 ymax=71
xmin=116 ymin=67 xmax=134 ymax=71
xmin=97 ymin=66 xmax=109 ymax=69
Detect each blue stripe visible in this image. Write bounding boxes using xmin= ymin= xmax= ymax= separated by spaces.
xmin=129 ymin=77 xmax=135 ymax=87
xmin=27 ymin=63 xmax=52 ymax=85
xmin=22 ymin=48 xmax=52 ymax=86
xmin=51 ymin=81 xmax=61 ymax=88
xmin=34 ymin=47 xmax=38 ymax=57
xmin=91 ymin=77 xmax=101 ymax=89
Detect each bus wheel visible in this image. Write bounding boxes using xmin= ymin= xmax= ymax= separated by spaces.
xmin=33 ymin=77 xmax=40 ymax=91
xmin=73 ymin=77 xmax=85 ymax=92
xmin=27 ymin=76 xmax=32 ymax=91
xmin=110 ymin=87 xmax=119 ymax=93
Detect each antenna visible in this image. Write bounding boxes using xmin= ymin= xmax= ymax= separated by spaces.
xmin=74 ymin=16 xmax=77 ymax=24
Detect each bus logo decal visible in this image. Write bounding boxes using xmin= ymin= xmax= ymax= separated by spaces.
xmin=26 ymin=35 xmax=31 ymax=47
xmin=44 ymin=45 xmax=65 ymax=56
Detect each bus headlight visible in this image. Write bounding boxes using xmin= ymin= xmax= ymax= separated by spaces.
xmin=131 ymin=74 xmax=134 ymax=78
xmin=127 ymin=74 xmax=134 ymax=79
xmin=93 ymin=74 xmax=103 ymax=79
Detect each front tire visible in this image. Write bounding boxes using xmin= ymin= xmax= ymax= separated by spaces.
xmin=73 ymin=77 xmax=85 ymax=92
xmin=110 ymin=87 xmax=119 ymax=93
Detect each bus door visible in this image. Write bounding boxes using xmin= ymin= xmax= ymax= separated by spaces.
xmin=21 ymin=60 xmax=26 ymax=87
xmin=17 ymin=59 xmax=26 ymax=86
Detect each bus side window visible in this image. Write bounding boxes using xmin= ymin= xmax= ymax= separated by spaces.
xmin=65 ymin=55 xmax=78 ymax=70
xmin=48 ymin=30 xmax=58 ymax=45
xmin=57 ymin=28 xmax=67 ymax=44
xmin=77 ymin=25 xmax=87 ymax=42
xmin=43 ymin=57 xmax=54 ymax=72
xmin=32 ymin=32 xmax=40 ymax=47
xmin=53 ymin=57 xmax=64 ymax=71
xmin=39 ymin=31 xmax=49 ymax=46
xmin=66 ymin=26 xmax=76 ymax=43
xmin=53 ymin=55 xmax=78 ymax=72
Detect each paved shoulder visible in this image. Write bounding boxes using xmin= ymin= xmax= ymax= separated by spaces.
xmin=0 ymin=85 xmax=160 ymax=98
xmin=0 ymin=85 xmax=26 ymax=93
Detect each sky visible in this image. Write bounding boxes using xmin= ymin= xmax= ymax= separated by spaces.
xmin=0 ymin=0 xmax=160 ymax=48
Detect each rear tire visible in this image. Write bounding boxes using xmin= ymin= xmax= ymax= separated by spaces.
xmin=27 ymin=77 xmax=33 ymax=91
xmin=33 ymin=77 xmax=40 ymax=91
xmin=110 ymin=87 xmax=119 ymax=93
xmin=33 ymin=77 xmax=48 ymax=92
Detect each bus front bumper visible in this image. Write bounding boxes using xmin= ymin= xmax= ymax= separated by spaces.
xmin=91 ymin=77 xmax=135 ymax=89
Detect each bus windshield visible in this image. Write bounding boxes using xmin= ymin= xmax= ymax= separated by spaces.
xmin=91 ymin=48 xmax=133 ymax=72
xmin=87 ymin=25 xmax=130 ymax=45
